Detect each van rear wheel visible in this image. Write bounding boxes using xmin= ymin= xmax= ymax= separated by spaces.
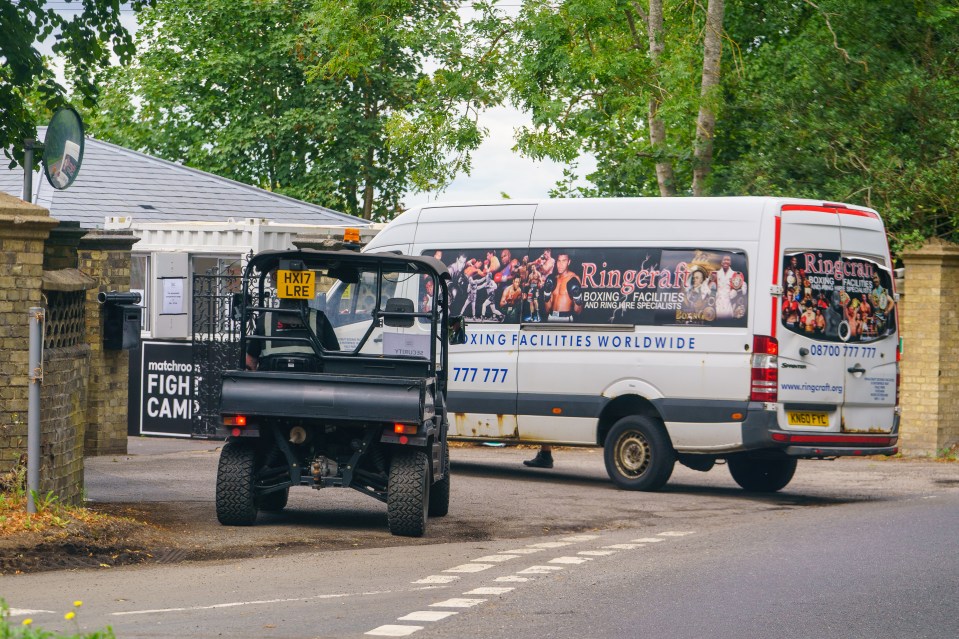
xmin=727 ymin=456 xmax=797 ymax=492
xmin=604 ymin=416 xmax=675 ymax=491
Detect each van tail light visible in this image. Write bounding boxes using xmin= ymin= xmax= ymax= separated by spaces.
xmin=750 ymin=335 xmax=778 ymax=403
xmin=223 ymin=415 xmax=247 ymax=427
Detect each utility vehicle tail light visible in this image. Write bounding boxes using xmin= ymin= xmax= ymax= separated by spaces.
xmin=750 ymin=335 xmax=778 ymax=403
xmin=394 ymin=423 xmax=418 ymax=435
xmin=223 ymin=415 xmax=247 ymax=427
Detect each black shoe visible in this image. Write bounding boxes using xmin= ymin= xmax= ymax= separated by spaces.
xmin=523 ymin=451 xmax=553 ymax=469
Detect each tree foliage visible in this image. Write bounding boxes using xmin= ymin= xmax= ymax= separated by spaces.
xmin=485 ymin=0 xmax=726 ymax=197
xmin=715 ymin=0 xmax=959 ymax=252
xmin=90 ymin=0 xmax=499 ymax=219
xmin=0 ymin=0 xmax=150 ymax=167
xmin=489 ymin=0 xmax=959 ymax=251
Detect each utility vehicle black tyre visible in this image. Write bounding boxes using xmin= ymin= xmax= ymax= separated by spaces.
xmin=727 ymin=456 xmax=797 ymax=492
xmin=428 ymin=440 xmax=450 ymax=517
xmin=388 ymin=449 xmax=430 ymax=537
xmin=257 ymin=487 xmax=289 ymax=512
xmin=216 ymin=440 xmax=258 ymax=525
xmin=604 ymin=415 xmax=676 ymax=491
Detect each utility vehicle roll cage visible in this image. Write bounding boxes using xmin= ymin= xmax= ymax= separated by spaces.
xmin=237 ymin=249 xmax=460 ymax=385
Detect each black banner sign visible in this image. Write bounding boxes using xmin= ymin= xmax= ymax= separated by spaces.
xmin=426 ymin=247 xmax=749 ymax=327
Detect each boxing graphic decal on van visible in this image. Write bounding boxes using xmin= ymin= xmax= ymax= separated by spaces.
xmin=423 ymin=247 xmax=749 ymax=327
xmin=781 ymin=251 xmax=896 ymax=342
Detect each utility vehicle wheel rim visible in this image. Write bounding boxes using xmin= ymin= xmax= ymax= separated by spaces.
xmin=615 ymin=430 xmax=651 ymax=478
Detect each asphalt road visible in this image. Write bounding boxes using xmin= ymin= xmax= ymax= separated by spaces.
xmin=2 ymin=439 xmax=958 ymax=638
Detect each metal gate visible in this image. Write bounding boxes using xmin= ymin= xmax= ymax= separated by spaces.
xmin=191 ymin=256 xmax=253 ymax=437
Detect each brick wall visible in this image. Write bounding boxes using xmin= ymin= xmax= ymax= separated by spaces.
xmin=0 ymin=193 xmax=58 ymax=485
xmin=78 ymin=231 xmax=139 ymax=456
xmin=899 ymin=239 xmax=959 ymax=456
xmin=39 ymin=345 xmax=90 ymax=503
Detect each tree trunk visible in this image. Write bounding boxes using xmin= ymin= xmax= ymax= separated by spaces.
xmin=692 ymin=0 xmax=724 ymax=197
xmin=362 ymin=144 xmax=375 ymax=219
xmin=646 ymin=0 xmax=676 ymax=196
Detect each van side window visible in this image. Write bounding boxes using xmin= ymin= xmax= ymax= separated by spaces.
xmin=424 ymin=247 xmax=749 ymax=327
xmin=781 ymin=252 xmax=896 ymax=342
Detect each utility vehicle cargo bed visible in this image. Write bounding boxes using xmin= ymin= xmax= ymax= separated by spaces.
xmin=221 ymin=371 xmax=435 ymax=423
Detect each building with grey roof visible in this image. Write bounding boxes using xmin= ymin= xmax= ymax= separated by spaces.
xmin=1 ymin=131 xmax=364 ymax=228
xmin=1 ymin=133 xmax=375 ymax=340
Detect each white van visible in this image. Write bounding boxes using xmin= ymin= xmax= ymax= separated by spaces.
xmin=345 ymin=197 xmax=900 ymax=492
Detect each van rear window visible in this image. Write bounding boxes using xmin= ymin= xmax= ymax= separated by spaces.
xmin=781 ymin=251 xmax=896 ymax=342
xmin=424 ymin=247 xmax=749 ymax=328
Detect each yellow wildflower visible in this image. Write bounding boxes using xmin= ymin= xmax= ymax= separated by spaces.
xmin=73 ymin=600 xmax=83 ymax=607
xmin=65 ymin=611 xmax=76 ymax=620
xmin=22 ymin=618 xmax=33 ymax=626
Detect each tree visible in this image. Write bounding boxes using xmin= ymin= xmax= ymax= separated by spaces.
xmin=715 ymin=0 xmax=959 ymax=252
xmin=0 ymin=0 xmax=150 ymax=167
xmin=91 ymin=0 xmax=498 ymax=219
xmin=487 ymin=0 xmax=728 ymax=197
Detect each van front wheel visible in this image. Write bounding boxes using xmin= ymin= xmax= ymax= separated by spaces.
xmin=604 ymin=416 xmax=675 ymax=491
xmin=727 ymin=456 xmax=797 ymax=492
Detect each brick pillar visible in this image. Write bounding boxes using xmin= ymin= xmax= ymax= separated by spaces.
xmin=78 ymin=230 xmax=140 ymax=456
xmin=0 ymin=193 xmax=58 ymax=474
xmin=899 ymin=239 xmax=959 ymax=456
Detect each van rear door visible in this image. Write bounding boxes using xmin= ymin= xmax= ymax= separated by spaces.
xmin=777 ymin=207 xmax=846 ymax=433
xmin=837 ymin=212 xmax=898 ymax=433
xmin=777 ymin=204 xmax=898 ymax=435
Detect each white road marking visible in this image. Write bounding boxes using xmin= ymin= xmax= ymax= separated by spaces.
xmin=413 ymin=575 xmax=460 ymax=584
xmin=579 ymin=550 xmax=617 ymax=556
xmin=398 ymin=611 xmax=458 ymax=622
xmin=658 ymin=531 xmax=695 ymax=537
xmin=366 ymin=625 xmax=423 ymax=636
xmin=495 ymin=576 xmax=531 ymax=582
xmin=518 ymin=565 xmax=565 ymax=574
xmin=7 ymin=609 xmax=55 ymax=617
xmin=444 ymin=563 xmax=494 ymax=573
xmin=502 ymin=548 xmax=545 ymax=554
xmin=549 ymin=556 xmax=592 ymax=564
xmin=464 ymin=587 xmax=515 ymax=595
xmin=430 ymin=598 xmax=487 ymax=608
xmin=631 ymin=537 xmax=665 ymax=543
xmin=604 ymin=543 xmax=645 ymax=550
xmin=111 ymin=590 xmax=393 ymax=616
xmin=561 ymin=535 xmax=600 ymax=541
xmin=473 ymin=554 xmax=520 ymax=562
xmin=528 ymin=541 xmax=573 ymax=548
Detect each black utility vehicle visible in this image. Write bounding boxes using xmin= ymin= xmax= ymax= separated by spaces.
xmin=216 ymin=248 xmax=464 ymax=537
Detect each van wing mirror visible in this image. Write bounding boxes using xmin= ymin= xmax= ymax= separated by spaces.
xmin=448 ymin=316 xmax=467 ymax=345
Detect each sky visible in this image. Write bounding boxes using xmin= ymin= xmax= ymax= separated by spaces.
xmin=404 ymin=106 xmax=595 ymax=208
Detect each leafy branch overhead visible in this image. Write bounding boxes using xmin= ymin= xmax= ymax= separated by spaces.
xmin=0 ymin=0 xmax=153 ymax=168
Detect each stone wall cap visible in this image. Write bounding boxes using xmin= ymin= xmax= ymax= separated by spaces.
xmin=0 ymin=191 xmax=49 ymax=215
xmin=77 ymin=229 xmax=140 ymax=250
xmin=900 ymin=238 xmax=959 ymax=259
xmin=42 ymin=268 xmax=98 ymax=292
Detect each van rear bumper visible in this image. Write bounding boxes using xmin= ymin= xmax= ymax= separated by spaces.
xmin=742 ymin=404 xmax=899 ymax=457
xmin=782 ymin=444 xmax=898 ymax=457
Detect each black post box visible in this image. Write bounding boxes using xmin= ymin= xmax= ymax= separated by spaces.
xmin=99 ymin=291 xmax=143 ymax=351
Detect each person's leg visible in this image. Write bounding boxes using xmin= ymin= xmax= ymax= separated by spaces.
xmin=523 ymin=445 xmax=553 ymax=468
